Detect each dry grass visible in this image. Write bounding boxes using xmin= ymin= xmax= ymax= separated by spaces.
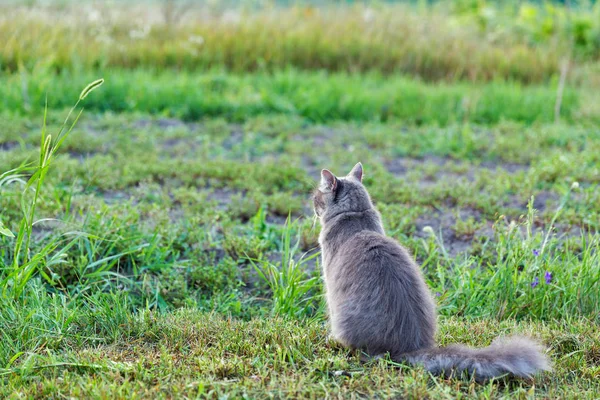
xmin=2 ymin=2 xmax=598 ymax=83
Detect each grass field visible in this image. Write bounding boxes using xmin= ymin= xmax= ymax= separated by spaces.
xmin=4 ymin=1 xmax=600 ymax=84
xmin=1 ymin=1 xmax=600 ymax=398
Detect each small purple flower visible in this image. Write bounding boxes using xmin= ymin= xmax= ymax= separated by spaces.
xmin=544 ymin=271 xmax=552 ymax=284
xmin=532 ymin=249 xmax=540 ymax=257
xmin=435 ymin=292 xmax=442 ymax=297
xmin=531 ymin=276 xmax=539 ymax=288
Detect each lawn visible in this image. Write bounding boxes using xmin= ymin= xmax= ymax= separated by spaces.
xmin=1 ymin=1 xmax=599 ymax=399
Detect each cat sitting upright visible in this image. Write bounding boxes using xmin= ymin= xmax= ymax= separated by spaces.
xmin=312 ymin=162 xmax=550 ymax=381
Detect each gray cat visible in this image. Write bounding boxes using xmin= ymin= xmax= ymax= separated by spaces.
xmin=312 ymin=162 xmax=550 ymax=381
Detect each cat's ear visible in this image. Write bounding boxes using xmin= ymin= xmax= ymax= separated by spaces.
xmin=320 ymin=169 xmax=337 ymax=192
xmin=348 ymin=162 xmax=363 ymax=182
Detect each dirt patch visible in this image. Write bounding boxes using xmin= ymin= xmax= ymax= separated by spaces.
xmin=301 ymin=155 xmax=329 ymax=180
xmin=0 ymin=141 xmax=19 ymax=151
xmin=199 ymin=247 xmax=227 ymax=267
xmin=134 ymin=118 xmax=188 ymax=129
xmin=265 ymin=214 xmax=289 ymax=225
xmin=387 ymin=155 xmax=528 ymax=176
xmin=157 ymin=118 xmax=187 ymax=129
xmin=413 ymin=206 xmax=492 ymax=259
xmin=309 ymin=128 xmax=335 ymax=147
xmin=162 ymin=138 xmax=192 ymax=149
xmin=385 ymin=156 xmax=472 ymax=190
xmin=385 ymin=156 xmax=566 ymax=224
xmin=81 ymin=123 xmax=106 ymax=139
xmin=479 ymin=160 xmax=529 ymax=174
xmin=222 ymin=126 xmax=245 ymax=150
xmin=132 ymin=118 xmax=152 ymax=129
xmin=159 ymin=138 xmax=200 ymax=158
xmin=101 ymin=190 xmax=132 ymax=205
xmin=169 ymin=207 xmax=185 ymax=223
xmin=410 ymin=198 xmax=582 ymax=261
xmin=68 ymin=150 xmax=100 ymax=163
xmin=205 ymin=188 xmax=240 ymax=210
xmin=503 ymin=190 xmax=561 ymax=214
xmin=385 ymin=155 xmax=450 ymax=176
xmin=31 ymin=218 xmax=66 ymax=241
xmin=385 ymin=155 xmax=531 ymax=192
xmin=532 ymin=191 xmax=561 ymax=212
xmin=292 ymin=126 xmax=342 ymax=149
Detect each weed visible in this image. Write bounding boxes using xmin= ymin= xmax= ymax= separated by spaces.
xmin=453 ymin=215 xmax=483 ymax=239
xmin=0 ymin=79 xmax=104 ymax=299
xmin=429 ymin=188 xmax=600 ymax=320
xmin=248 ymin=218 xmax=321 ymax=319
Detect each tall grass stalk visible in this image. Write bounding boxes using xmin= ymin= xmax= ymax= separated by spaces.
xmin=0 ymin=79 xmax=104 ymax=299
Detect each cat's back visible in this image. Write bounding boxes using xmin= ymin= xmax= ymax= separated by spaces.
xmin=334 ymin=230 xmax=416 ymax=277
xmin=331 ymin=230 xmax=420 ymax=286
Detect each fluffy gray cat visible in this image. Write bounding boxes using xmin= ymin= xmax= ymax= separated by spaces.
xmin=312 ymin=162 xmax=550 ymax=381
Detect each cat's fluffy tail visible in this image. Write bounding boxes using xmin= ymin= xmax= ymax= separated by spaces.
xmin=401 ymin=336 xmax=551 ymax=381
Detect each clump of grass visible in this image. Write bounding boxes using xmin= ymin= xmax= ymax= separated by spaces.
xmin=248 ymin=217 xmax=321 ymax=319
xmin=453 ymin=215 xmax=483 ymax=239
xmin=427 ymin=185 xmax=600 ymax=320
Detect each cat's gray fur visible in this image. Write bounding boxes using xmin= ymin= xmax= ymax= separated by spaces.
xmin=312 ymin=162 xmax=550 ymax=381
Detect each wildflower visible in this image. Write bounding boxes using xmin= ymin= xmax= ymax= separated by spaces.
xmin=544 ymin=271 xmax=552 ymax=284
xmin=571 ymin=182 xmax=579 ymax=190
xmin=531 ymin=276 xmax=539 ymax=288
xmin=532 ymin=249 xmax=540 ymax=257
xmin=435 ymin=292 xmax=441 ymax=297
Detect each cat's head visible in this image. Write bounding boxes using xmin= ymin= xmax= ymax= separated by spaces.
xmin=312 ymin=162 xmax=373 ymax=220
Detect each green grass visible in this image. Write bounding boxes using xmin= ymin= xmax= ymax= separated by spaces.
xmin=0 ymin=97 xmax=598 ymax=398
xmin=0 ymin=1 xmax=599 ymax=396
xmin=1 ymin=288 xmax=599 ymax=398
xmin=1 ymin=68 xmax=597 ymax=125
xmin=1 ymin=104 xmax=599 ymax=320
